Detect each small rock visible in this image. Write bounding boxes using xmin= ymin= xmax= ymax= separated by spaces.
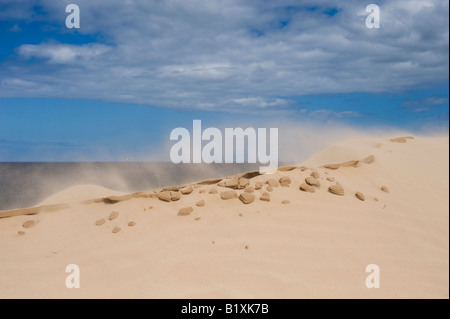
xmin=162 ymin=185 xmax=185 ymax=192
xmin=340 ymin=160 xmax=359 ymax=167
xmin=224 ymin=178 xmax=239 ymax=189
xmin=279 ymin=176 xmax=291 ymax=187
xmin=305 ymin=177 xmax=321 ymax=187
xmin=260 ymin=192 xmax=270 ymax=202
xmin=128 ymin=221 xmax=136 ymax=226
xmin=170 ymin=191 xmax=181 ymax=201
xmin=158 ymin=191 xmax=172 ymax=202
xmin=355 ymin=192 xmax=365 ymax=201
xmin=327 ymin=177 xmax=335 ymax=182
xmin=239 ymin=193 xmax=255 ymax=204
xmin=328 ymin=184 xmax=344 ymax=196
xmin=180 ymin=185 xmax=194 ymax=195
xmin=209 ymin=188 xmax=218 ymax=194
xmin=266 ymin=185 xmax=274 ymax=192
xmin=220 ymin=191 xmax=238 ymax=200
xmin=299 ymin=183 xmax=315 ymax=193
xmin=255 ymin=182 xmax=264 ymax=190
xmin=178 ymin=206 xmax=194 ymax=216
xmin=266 ymin=178 xmax=279 ymax=187
xmin=277 ymin=166 xmax=296 ymax=172
xmin=390 ymin=137 xmax=407 ymax=143
xmin=95 ymin=218 xmax=106 ymax=226
xmin=112 ymin=226 xmax=121 ymax=233
xmin=244 ymin=186 xmax=255 ymax=193
xmin=22 ymin=220 xmax=36 ymax=228
xmin=323 ymin=163 xmax=340 ymax=170
xmin=281 ymin=200 xmax=290 ymax=204
xmin=103 ymin=194 xmax=133 ymax=204
xmin=18 ymin=231 xmax=25 ymax=235
xmin=381 ymin=186 xmax=390 ymax=193
xmin=361 ymin=155 xmax=375 ymax=164
xmin=310 ymin=171 xmax=320 ymax=179
xmin=196 ymin=200 xmax=205 ymax=207
xmin=109 ymin=211 xmax=119 ymax=220
xmin=238 ymin=178 xmax=250 ymax=189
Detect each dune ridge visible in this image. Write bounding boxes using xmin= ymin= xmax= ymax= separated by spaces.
xmin=0 ymin=149 xmax=385 ymax=218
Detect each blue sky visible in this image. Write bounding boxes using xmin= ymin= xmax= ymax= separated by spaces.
xmin=0 ymin=0 xmax=448 ymax=161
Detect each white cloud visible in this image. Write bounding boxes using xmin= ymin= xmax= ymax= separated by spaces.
xmin=308 ymin=109 xmax=362 ymax=119
xmin=231 ymin=97 xmax=293 ymax=108
xmin=1 ymin=78 xmax=36 ymax=87
xmin=17 ymin=43 xmax=111 ymax=64
xmin=160 ymin=63 xmax=234 ymax=79
xmin=0 ymin=0 xmax=448 ymax=113
xmin=401 ymin=96 xmax=449 ymax=112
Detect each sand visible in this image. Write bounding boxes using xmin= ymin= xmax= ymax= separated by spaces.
xmin=0 ymin=135 xmax=448 ymax=298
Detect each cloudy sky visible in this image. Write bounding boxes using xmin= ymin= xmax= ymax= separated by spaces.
xmin=0 ymin=0 xmax=448 ymax=161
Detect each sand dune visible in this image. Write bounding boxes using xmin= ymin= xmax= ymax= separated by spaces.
xmin=0 ymin=135 xmax=448 ymax=298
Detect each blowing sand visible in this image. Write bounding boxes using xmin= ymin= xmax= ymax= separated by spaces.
xmin=0 ymin=136 xmax=448 ymax=298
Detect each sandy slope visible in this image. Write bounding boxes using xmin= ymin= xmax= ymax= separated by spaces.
xmin=0 ymin=136 xmax=448 ymax=298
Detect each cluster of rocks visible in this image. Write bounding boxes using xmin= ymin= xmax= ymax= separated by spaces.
xmin=95 ymin=210 xmax=136 ymax=234
xmin=94 ymin=159 xmax=390 ymax=220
